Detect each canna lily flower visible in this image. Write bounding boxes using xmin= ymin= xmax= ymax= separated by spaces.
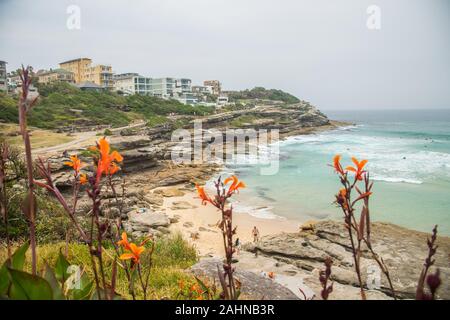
xmin=224 ymin=175 xmax=246 ymax=195
xmin=333 ymin=154 xmax=345 ymax=176
xmin=119 ymin=242 xmax=145 ymax=264
xmin=64 ymin=155 xmax=84 ymax=174
xmin=195 ymin=184 xmax=212 ymax=205
xmin=346 ymin=157 xmax=368 ymax=181
xmin=117 ymin=232 xmax=132 ymax=251
xmin=91 ymin=138 xmax=123 ymax=178
xmin=79 ymin=173 xmax=88 ymax=185
xmin=190 ymin=284 xmax=203 ymax=298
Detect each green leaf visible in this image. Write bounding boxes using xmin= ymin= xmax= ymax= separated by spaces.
xmin=0 ymin=264 xmax=9 ymax=296
xmin=8 ymin=268 xmax=53 ymax=300
xmin=0 ymin=241 xmax=30 ymax=295
xmin=195 ymin=276 xmax=210 ymax=294
xmin=54 ymin=249 xmax=70 ymax=284
xmin=43 ymin=264 xmax=65 ymax=300
xmin=10 ymin=242 xmax=30 ymax=270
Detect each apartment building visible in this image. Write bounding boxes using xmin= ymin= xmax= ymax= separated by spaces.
xmin=149 ymin=77 xmax=197 ymax=104
xmin=0 ymin=61 xmax=7 ymax=91
xmin=150 ymin=77 xmax=175 ymax=99
xmin=203 ymin=80 xmax=221 ymax=95
xmin=113 ymin=73 xmax=152 ymax=95
xmin=59 ymin=58 xmax=91 ymax=82
xmin=37 ymin=68 xmax=75 ymax=84
xmin=59 ymin=58 xmax=114 ymax=90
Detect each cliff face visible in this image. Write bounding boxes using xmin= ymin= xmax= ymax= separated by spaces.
xmin=196 ymin=102 xmax=330 ymax=134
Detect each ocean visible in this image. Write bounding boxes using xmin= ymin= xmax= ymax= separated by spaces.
xmin=227 ymin=109 xmax=450 ymax=236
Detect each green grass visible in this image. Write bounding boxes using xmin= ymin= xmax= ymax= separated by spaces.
xmin=0 ymin=82 xmax=214 ymax=130
xmin=230 ymin=114 xmax=258 ymax=128
xmin=0 ymin=123 xmax=74 ymax=148
xmin=0 ymin=233 xmax=199 ymax=300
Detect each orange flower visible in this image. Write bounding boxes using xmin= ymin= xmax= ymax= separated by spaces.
xmin=190 ymin=284 xmax=203 ymax=296
xmin=346 ymin=157 xmax=368 ymax=181
xmin=224 ymin=175 xmax=246 ymax=195
xmin=195 ymin=184 xmax=212 ymax=205
xmin=91 ymin=138 xmax=123 ymax=177
xmin=117 ymin=232 xmax=132 ymax=251
xmin=79 ymin=173 xmax=88 ymax=185
xmin=119 ymin=242 xmax=145 ymax=264
xmin=333 ymin=154 xmax=345 ymax=175
xmin=64 ymin=155 xmax=84 ymax=174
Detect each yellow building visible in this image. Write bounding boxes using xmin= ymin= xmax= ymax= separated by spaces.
xmin=59 ymin=58 xmax=91 ymax=83
xmin=59 ymin=58 xmax=114 ymax=90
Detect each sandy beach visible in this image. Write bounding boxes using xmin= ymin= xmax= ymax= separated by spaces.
xmin=163 ymin=186 xmax=301 ymax=257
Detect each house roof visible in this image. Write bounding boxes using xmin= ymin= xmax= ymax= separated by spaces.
xmin=76 ymin=81 xmax=103 ymax=89
xmin=59 ymin=58 xmax=92 ymax=65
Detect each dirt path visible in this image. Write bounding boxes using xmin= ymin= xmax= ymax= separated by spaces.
xmin=33 ymin=121 xmax=146 ymax=156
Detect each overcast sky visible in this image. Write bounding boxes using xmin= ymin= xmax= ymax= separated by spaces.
xmin=1 ymin=0 xmax=449 ymax=110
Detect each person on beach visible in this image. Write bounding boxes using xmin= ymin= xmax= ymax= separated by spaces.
xmin=252 ymin=226 xmax=260 ymax=243
xmin=235 ymin=238 xmax=241 ymax=255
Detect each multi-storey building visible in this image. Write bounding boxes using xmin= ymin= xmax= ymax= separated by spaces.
xmin=149 ymin=77 xmax=196 ymax=104
xmin=59 ymin=58 xmax=91 ymax=83
xmin=150 ymin=77 xmax=175 ymax=99
xmin=113 ymin=73 xmax=152 ymax=95
xmin=85 ymin=64 xmax=114 ymax=90
xmin=59 ymin=58 xmax=114 ymax=90
xmin=203 ymin=80 xmax=221 ymax=95
xmin=0 ymin=61 xmax=7 ymax=91
xmin=37 ymin=68 xmax=75 ymax=84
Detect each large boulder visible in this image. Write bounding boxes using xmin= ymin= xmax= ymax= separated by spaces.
xmin=190 ymin=258 xmax=299 ymax=300
xmin=127 ymin=208 xmax=170 ymax=231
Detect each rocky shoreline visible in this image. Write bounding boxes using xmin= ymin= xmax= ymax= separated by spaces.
xmin=36 ymin=103 xmax=449 ymax=300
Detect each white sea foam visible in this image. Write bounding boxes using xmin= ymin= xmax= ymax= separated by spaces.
xmin=232 ymin=202 xmax=281 ymax=220
xmin=371 ymin=175 xmax=423 ymax=184
xmin=283 ymin=128 xmax=450 ymax=183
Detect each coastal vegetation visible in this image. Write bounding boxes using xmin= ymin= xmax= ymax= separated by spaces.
xmin=0 ymin=82 xmax=214 ymax=130
xmin=228 ymin=87 xmax=300 ymax=104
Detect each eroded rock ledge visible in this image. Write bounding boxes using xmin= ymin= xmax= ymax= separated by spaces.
xmin=243 ymin=220 xmax=450 ymax=299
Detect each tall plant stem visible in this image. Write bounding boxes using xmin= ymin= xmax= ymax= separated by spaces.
xmin=0 ymin=150 xmax=11 ymax=259
xmin=347 ymin=222 xmax=366 ymax=300
xmin=18 ymin=68 xmax=37 ymax=275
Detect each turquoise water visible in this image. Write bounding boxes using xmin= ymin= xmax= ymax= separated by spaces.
xmin=229 ymin=109 xmax=450 ymax=235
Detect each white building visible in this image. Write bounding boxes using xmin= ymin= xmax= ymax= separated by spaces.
xmin=113 ymin=73 xmax=152 ymax=95
xmin=150 ymin=77 xmax=197 ymax=105
xmin=217 ymin=95 xmax=229 ymax=107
